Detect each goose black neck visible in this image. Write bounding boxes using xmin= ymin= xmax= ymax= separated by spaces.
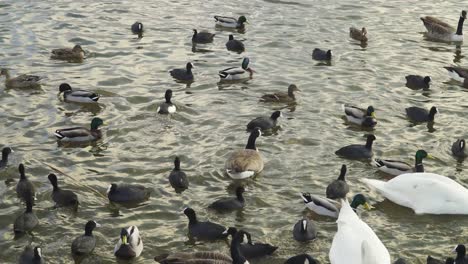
xmin=25 ymin=199 xmax=33 ymax=213
xmin=245 ymin=132 xmax=257 ymax=150
xmin=236 ymin=189 xmax=244 ymax=202
xmin=230 ymin=233 xmax=247 ymax=264
xmin=365 ymin=137 xmax=374 ymax=149
xmin=19 ymin=170 xmax=26 ymax=180
xmin=338 ymin=165 xmax=346 ymax=181
xmin=456 ymin=16 xmax=465 ymax=35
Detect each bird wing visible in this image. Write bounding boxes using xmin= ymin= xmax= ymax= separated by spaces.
xmin=421 ymin=16 xmax=455 ymax=34
xmin=225 ymin=149 xmax=263 ymax=173
xmin=55 ymin=127 xmax=91 ymax=138
xmin=214 ymin=16 xmax=237 ymax=23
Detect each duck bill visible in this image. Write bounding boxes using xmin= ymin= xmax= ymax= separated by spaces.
xmin=427 ymin=154 xmax=435 ymax=159
xmin=121 ymin=235 xmax=128 ymax=245
xmin=371 ymin=112 xmax=376 ymax=118
xmin=364 ymin=202 xmax=374 ymax=210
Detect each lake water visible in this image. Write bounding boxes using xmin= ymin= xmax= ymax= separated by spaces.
xmin=1 ymin=0 xmax=468 ymax=263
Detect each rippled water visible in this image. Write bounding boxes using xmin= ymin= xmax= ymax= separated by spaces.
xmin=1 ymin=0 xmax=468 ymax=263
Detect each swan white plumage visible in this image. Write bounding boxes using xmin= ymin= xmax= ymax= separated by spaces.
xmin=329 ymin=199 xmax=390 ymax=264
xmin=362 ymin=173 xmax=468 ymax=215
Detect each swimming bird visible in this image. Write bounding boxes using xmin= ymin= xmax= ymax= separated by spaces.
xmin=51 ymin=44 xmax=85 ymax=61
xmin=405 ymin=75 xmax=431 ymax=90
xmin=54 ymin=117 xmax=104 ymax=143
xmin=362 ymin=173 xmax=468 ymax=214
xmin=226 ymin=35 xmax=245 ymax=52
xmin=285 ymin=254 xmax=319 ymax=264
xmin=157 ymin=89 xmax=177 ymax=114
xmin=394 ymin=258 xmax=408 ymax=264
xmin=293 ymin=219 xmax=317 ymax=242
xmin=114 ymin=226 xmax=143 ymax=259
xmin=343 ymin=105 xmax=377 ymax=128
xmin=260 ymin=84 xmax=300 ymax=103
xmin=329 ymin=199 xmax=390 ymax=264
xmin=312 ymin=48 xmax=332 ymax=61
xmin=107 ymin=183 xmax=150 ymax=204
xmin=16 ymin=164 xmax=35 ymax=201
xmin=444 ymin=66 xmax=468 ymax=82
xmin=169 ymin=156 xmax=189 ymax=191
xmin=18 ymin=246 xmax=43 ymax=264
xmin=227 ymin=227 xmax=277 ymax=260
xmin=421 ymin=10 xmax=466 ymax=42
xmin=208 ymin=186 xmax=245 ymax=212
xmin=225 ymin=127 xmax=263 ymax=179
xmin=452 ymin=245 xmax=468 ymax=264
xmin=335 ymin=134 xmax=376 ymax=160
xmin=71 ymin=220 xmax=100 ymax=255
xmin=326 ymin=164 xmax=349 ymax=199
xmin=170 ymin=62 xmax=194 ymax=82
xmin=427 ymin=256 xmax=455 ymax=264
xmin=14 ymin=192 xmax=38 ymax=234
xmin=373 ymin=149 xmax=432 ymax=176
xmin=131 ymin=22 xmax=144 ymax=34
xmin=219 ymin=57 xmax=254 ymax=81
xmin=349 ymin=27 xmax=368 ymax=42
xmin=246 ymin=111 xmax=281 ymax=131
xmin=192 ymin=29 xmax=215 ymax=43
xmin=214 ymin=15 xmax=248 ymax=29
xmin=58 ymin=83 xmax=100 ymax=103
xmin=183 ymin=207 xmax=229 ymax=241
xmin=0 ymin=68 xmax=42 ymax=89
xmin=452 ymin=139 xmax=467 ymax=158
xmin=300 ymin=193 xmax=372 ymax=218
xmin=48 ymin=173 xmax=79 ymax=209
xmin=0 ymin=147 xmax=13 ymax=169
xmin=406 ymin=106 xmax=438 ymax=123
xmin=155 ymin=251 xmax=233 ymax=264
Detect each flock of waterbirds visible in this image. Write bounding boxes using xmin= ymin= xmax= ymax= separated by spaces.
xmin=2 ymin=7 xmax=468 ymax=264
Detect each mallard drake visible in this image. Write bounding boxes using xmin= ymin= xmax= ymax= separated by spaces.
xmin=343 ymin=105 xmax=377 ymax=128
xmin=312 ymin=48 xmax=332 ymax=61
xmin=373 ymin=149 xmax=432 ymax=176
xmin=219 ymin=57 xmax=254 ymax=81
xmin=326 ymin=164 xmax=349 ymax=199
xmin=170 ymin=62 xmax=194 ymax=82
xmin=421 ymin=11 xmax=466 ymax=42
xmin=0 ymin=147 xmax=13 ymax=169
xmin=107 ymin=183 xmax=150 ymax=204
xmin=329 ymin=199 xmax=390 ymax=264
xmin=246 ymin=111 xmax=281 ymax=131
xmin=0 ymin=68 xmax=42 ymax=88
xmin=452 ymin=139 xmax=467 ymax=158
xmin=226 ymin=228 xmax=277 ymax=260
xmin=362 ymin=173 xmax=468 ymax=214
xmin=18 ymin=246 xmax=43 ymax=264
xmin=226 ymin=35 xmax=245 ymax=52
xmin=192 ymin=29 xmax=215 ymax=43
xmin=260 ymin=84 xmax=300 ymax=103
xmin=406 ymin=106 xmax=438 ymax=123
xmin=13 ymin=192 xmax=38 ymax=234
xmin=16 ymin=164 xmax=35 ymax=201
xmin=300 ymin=193 xmax=372 ymax=218
xmin=183 ymin=207 xmax=229 ymax=241
xmin=71 ymin=220 xmax=100 ymax=255
xmin=405 ymin=75 xmax=431 ymax=90
xmin=335 ymin=135 xmax=376 ymax=160
xmin=48 ymin=173 xmax=79 ymax=209
xmin=444 ymin=66 xmax=468 ymax=82
xmin=349 ymin=27 xmax=368 ymax=42
xmin=208 ymin=186 xmax=245 ymax=212
xmin=131 ymin=22 xmax=144 ymax=34
xmin=169 ymin=156 xmax=189 ymax=191
xmin=293 ymin=218 xmax=317 ymax=242
xmin=51 ymin=45 xmax=85 ymax=61
xmin=114 ymin=226 xmax=143 ymax=259
xmin=225 ymin=127 xmax=263 ymax=179
xmin=54 ymin=117 xmax=103 ymax=142
xmin=58 ymin=83 xmax=99 ymax=103
xmin=157 ymin=89 xmax=176 ymax=114
xmin=214 ymin=15 xmax=248 ymax=29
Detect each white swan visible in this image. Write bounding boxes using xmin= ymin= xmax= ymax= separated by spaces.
xmin=329 ymin=199 xmax=390 ymax=264
xmin=362 ymin=173 xmax=468 ymax=214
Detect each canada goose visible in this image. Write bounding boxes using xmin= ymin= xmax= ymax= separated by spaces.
xmin=349 ymin=27 xmax=368 ymax=42
xmin=51 ymin=44 xmax=85 ymax=61
xmin=444 ymin=66 xmax=468 ymax=82
xmin=192 ymin=29 xmax=215 ymax=43
xmin=405 ymin=106 xmax=438 ymax=123
xmin=421 ymin=10 xmax=466 ymax=42
xmin=335 ymin=135 xmax=376 ymax=160
xmin=225 ymin=127 xmax=263 ymax=179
